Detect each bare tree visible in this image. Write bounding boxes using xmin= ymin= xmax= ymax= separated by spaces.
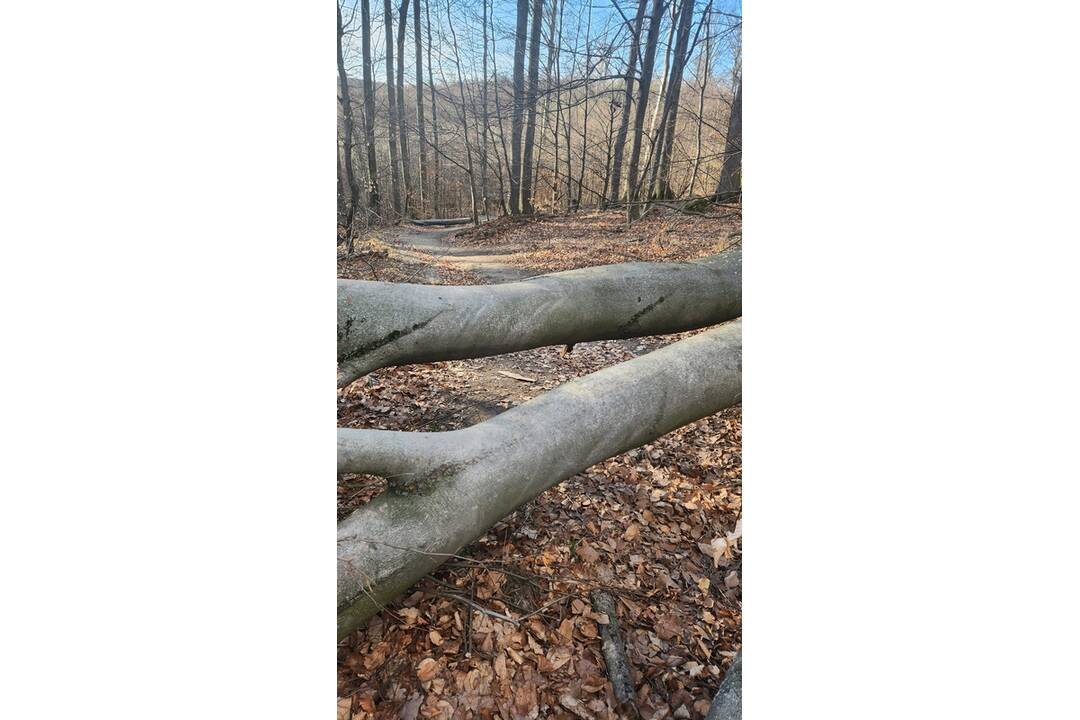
xmin=480 ymin=0 xmax=491 ymax=215
xmin=412 ymin=0 xmax=427 ymax=215
xmin=396 ymin=0 xmax=413 ymax=215
xmin=686 ymin=3 xmax=712 ymax=196
xmin=607 ymin=0 xmax=650 ymax=206
xmin=337 ymin=0 xmax=738 ymax=225
xmin=626 ymin=0 xmax=668 ymax=221
xmin=520 ymin=0 xmax=544 ymax=214
xmin=575 ymin=0 xmax=593 ymax=210
xmin=359 ymin=0 xmax=381 ymax=215
xmin=337 ymin=3 xmax=361 ymax=243
xmin=648 ymin=0 xmax=697 ymax=200
xmin=424 ymin=0 xmax=440 ymax=216
xmin=509 ymin=0 xmax=529 ymax=214
xmin=715 ymin=74 xmax=741 ymax=201
xmin=649 ymin=0 xmax=679 ymax=141
xmin=383 ymin=0 xmax=403 ymax=217
xmin=444 ymin=0 xmax=479 ymax=226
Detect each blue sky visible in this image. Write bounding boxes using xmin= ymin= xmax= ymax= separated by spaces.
xmin=341 ymin=0 xmax=741 ymax=86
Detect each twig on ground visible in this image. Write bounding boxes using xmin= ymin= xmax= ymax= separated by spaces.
xmin=438 ymin=592 xmax=519 ymax=625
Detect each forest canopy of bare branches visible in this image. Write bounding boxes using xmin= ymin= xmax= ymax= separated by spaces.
xmin=338 ymin=0 xmax=741 ymax=237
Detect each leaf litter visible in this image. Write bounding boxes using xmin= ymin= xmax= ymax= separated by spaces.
xmin=338 ymin=209 xmax=742 ymax=720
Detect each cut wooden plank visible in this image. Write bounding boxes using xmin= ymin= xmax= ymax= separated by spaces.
xmin=496 ymin=370 xmax=536 ymax=383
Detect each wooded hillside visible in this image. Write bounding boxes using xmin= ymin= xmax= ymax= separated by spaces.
xmin=338 ymin=0 xmax=742 ymax=235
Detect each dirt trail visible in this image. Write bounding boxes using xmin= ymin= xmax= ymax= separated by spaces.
xmin=389 ymin=224 xmax=534 ymax=283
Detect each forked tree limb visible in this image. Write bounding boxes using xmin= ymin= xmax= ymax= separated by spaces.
xmin=337 ymin=248 xmax=741 ymax=387
xmin=337 ymin=319 xmax=741 ymax=638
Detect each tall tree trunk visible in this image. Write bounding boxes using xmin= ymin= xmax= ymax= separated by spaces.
xmin=626 ymin=0 xmax=667 ymax=220
xmin=396 ymin=0 xmax=413 ymax=216
xmin=466 ymin=67 xmax=489 ymax=217
xmin=337 ymin=151 xmax=346 ymax=222
xmin=520 ymin=0 xmax=544 ymax=214
xmin=551 ymin=0 xmax=563 ymax=209
xmin=687 ymin=4 xmax=711 ymax=196
xmin=509 ymin=0 xmax=529 ymax=214
xmin=552 ymin=0 xmax=561 ymax=209
xmin=360 ymin=0 xmax=381 ymax=216
xmin=337 ymin=4 xmax=362 ymax=237
xmin=383 ymin=0 xmax=403 ymax=217
xmin=444 ymin=0 xmax=479 ymax=227
xmin=648 ymin=0 xmax=696 ymax=200
xmin=575 ymin=0 xmax=592 ymax=209
xmin=601 ymin=98 xmax=617 ymax=201
xmin=649 ymin=0 xmax=678 ymax=140
xmin=533 ymin=0 xmax=557 ymax=211
xmin=607 ymin=0 xmax=650 ymax=206
xmin=412 ymin=0 xmax=427 ymax=216
xmin=490 ymin=16 xmax=512 ymax=215
xmin=480 ymin=0 xmax=491 ymax=216
xmin=424 ymin=0 xmax=440 ymax=216
xmin=715 ymin=75 xmax=741 ymax=201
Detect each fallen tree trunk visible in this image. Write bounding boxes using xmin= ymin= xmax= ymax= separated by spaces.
xmin=338 ymin=248 xmax=741 ymax=386
xmin=337 ymin=319 xmax=741 ymax=637
xmin=408 ymin=217 xmax=472 ymax=226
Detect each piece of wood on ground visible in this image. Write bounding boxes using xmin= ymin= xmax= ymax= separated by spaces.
xmin=496 ymin=370 xmax=537 ymax=383
xmin=591 ymin=590 xmax=635 ymax=707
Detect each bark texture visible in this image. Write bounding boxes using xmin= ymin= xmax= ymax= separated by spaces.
xmin=715 ymin=76 xmax=741 ymax=201
xmin=383 ymin=0 xmax=403 ymax=216
xmin=396 ymin=0 xmax=413 ymax=215
xmin=412 ymin=0 xmax=427 ymax=214
xmin=360 ymin=0 xmax=381 ymax=213
xmin=626 ymin=0 xmax=667 ymax=219
xmin=337 ymin=247 xmax=741 ymax=386
xmin=519 ymin=0 xmax=545 ymax=214
xmin=337 ymin=319 xmax=742 ymax=636
xmin=337 ymin=4 xmax=361 ymax=230
xmin=509 ymin=0 xmax=529 ymax=214
xmin=705 ymin=651 xmax=742 ymax=720
xmin=592 ymin=590 xmax=634 ymax=705
xmin=607 ymin=0 xmax=649 ymax=205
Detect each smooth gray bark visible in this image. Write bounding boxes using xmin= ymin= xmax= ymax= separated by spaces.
xmin=408 ymin=216 xmax=470 ymax=227
xmin=444 ymin=0 xmax=480 ymax=226
xmin=509 ymin=0 xmax=529 ymax=214
xmin=337 ymin=4 xmax=361 ymax=232
xmin=705 ymin=650 xmax=742 ymax=720
xmin=626 ymin=0 xmax=667 ymax=220
xmin=396 ymin=0 xmax=412 ymax=216
xmin=337 ymin=319 xmax=742 ymax=637
xmin=337 ymin=247 xmax=741 ymax=386
xmin=607 ymin=0 xmax=650 ymax=205
xmin=715 ymin=76 xmax=741 ymax=201
xmin=520 ymin=0 xmax=544 ymax=214
xmin=383 ymin=0 xmax=403 ymax=217
xmin=360 ymin=0 xmax=381 ymax=214
xmin=648 ymin=0 xmax=696 ymax=200
xmin=413 ymin=0 xmax=427 ymax=215
xmin=424 ymin=0 xmax=440 ymax=216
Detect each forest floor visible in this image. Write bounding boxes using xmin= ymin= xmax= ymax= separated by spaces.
xmin=337 ymin=206 xmax=742 ymax=720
